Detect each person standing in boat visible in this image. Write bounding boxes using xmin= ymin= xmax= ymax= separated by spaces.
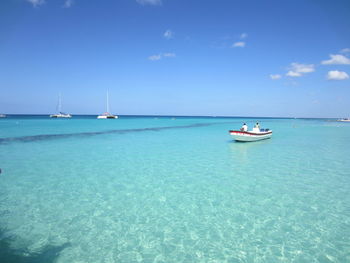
xmin=241 ymin=123 xmax=248 ymax=132
xmin=253 ymin=122 xmax=260 ymax=132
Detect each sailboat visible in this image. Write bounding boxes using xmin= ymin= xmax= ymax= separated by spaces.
xmin=50 ymin=93 xmax=72 ymax=118
xmin=97 ymin=90 xmax=118 ymax=119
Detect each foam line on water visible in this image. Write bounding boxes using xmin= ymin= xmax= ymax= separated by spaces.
xmin=0 ymin=122 xmax=233 ymax=144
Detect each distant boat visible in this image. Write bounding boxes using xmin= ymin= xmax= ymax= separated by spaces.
xmin=338 ymin=118 xmax=350 ymax=122
xmin=50 ymin=93 xmax=72 ymax=118
xmin=0 ymin=114 xmax=6 ymax=118
xmin=97 ymin=90 xmax=118 ymax=119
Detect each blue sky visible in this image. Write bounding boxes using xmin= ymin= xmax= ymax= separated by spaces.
xmin=0 ymin=0 xmax=349 ymax=117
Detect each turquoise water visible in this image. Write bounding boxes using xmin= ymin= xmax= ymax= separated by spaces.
xmin=0 ymin=116 xmax=349 ymax=263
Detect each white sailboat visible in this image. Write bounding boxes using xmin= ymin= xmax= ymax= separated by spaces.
xmin=50 ymin=93 xmax=72 ymax=118
xmin=97 ymin=90 xmax=118 ymax=119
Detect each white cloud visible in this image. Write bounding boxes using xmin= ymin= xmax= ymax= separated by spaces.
xmin=148 ymin=54 xmax=162 ymax=61
xmin=286 ymin=63 xmax=315 ymax=77
xmin=26 ymin=0 xmax=45 ymax=7
xmin=163 ymin=30 xmax=174 ymax=40
xmin=327 ymin=70 xmax=349 ymax=80
xmin=232 ymin=41 xmax=245 ymax=48
xmin=240 ymin=33 xmax=248 ymax=39
xmin=321 ymin=54 xmax=350 ymax=65
xmin=136 ymin=0 xmax=162 ymax=6
xmin=63 ymin=0 xmax=73 ymax=8
xmin=148 ymin=53 xmax=176 ymax=61
xmin=163 ymin=53 xmax=176 ymax=57
xmin=340 ymin=48 xmax=350 ymax=54
xmin=270 ymin=74 xmax=281 ymax=80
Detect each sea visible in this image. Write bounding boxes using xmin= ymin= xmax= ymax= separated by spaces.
xmin=0 ymin=115 xmax=349 ymax=263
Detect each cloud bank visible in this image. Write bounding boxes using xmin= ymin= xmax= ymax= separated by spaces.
xmin=340 ymin=48 xmax=350 ymax=54
xmin=286 ymin=63 xmax=315 ymax=77
xmin=321 ymin=54 xmax=350 ymax=65
xmin=327 ymin=70 xmax=349 ymax=80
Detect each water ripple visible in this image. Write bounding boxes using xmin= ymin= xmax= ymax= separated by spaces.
xmin=0 ymin=122 xmax=231 ymax=145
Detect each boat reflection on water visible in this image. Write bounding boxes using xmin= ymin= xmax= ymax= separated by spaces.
xmin=228 ymin=137 xmax=272 ymax=165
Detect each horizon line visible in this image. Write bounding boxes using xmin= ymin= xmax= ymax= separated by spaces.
xmin=0 ymin=113 xmax=341 ymax=119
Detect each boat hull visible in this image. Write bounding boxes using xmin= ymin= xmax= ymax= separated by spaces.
xmin=50 ymin=114 xmax=72 ymax=118
xmin=97 ymin=115 xmax=118 ymax=119
xmin=229 ymin=130 xmax=272 ymax=142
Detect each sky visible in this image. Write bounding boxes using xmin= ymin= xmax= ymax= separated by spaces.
xmin=0 ymin=0 xmax=349 ymax=117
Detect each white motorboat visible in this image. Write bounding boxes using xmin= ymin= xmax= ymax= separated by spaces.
xmin=229 ymin=128 xmax=272 ymax=142
xmin=338 ymin=118 xmax=350 ymax=122
xmin=0 ymin=114 xmax=6 ymax=118
xmin=50 ymin=93 xmax=72 ymax=118
xmin=97 ymin=90 xmax=118 ymax=119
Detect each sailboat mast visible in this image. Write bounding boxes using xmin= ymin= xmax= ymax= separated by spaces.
xmin=106 ymin=90 xmax=109 ymax=113
xmin=58 ymin=93 xmax=62 ymax=113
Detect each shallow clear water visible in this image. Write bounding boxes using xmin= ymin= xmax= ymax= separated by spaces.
xmin=0 ymin=116 xmax=349 ymax=263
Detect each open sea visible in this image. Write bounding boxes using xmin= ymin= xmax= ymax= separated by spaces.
xmin=0 ymin=115 xmax=349 ymax=263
